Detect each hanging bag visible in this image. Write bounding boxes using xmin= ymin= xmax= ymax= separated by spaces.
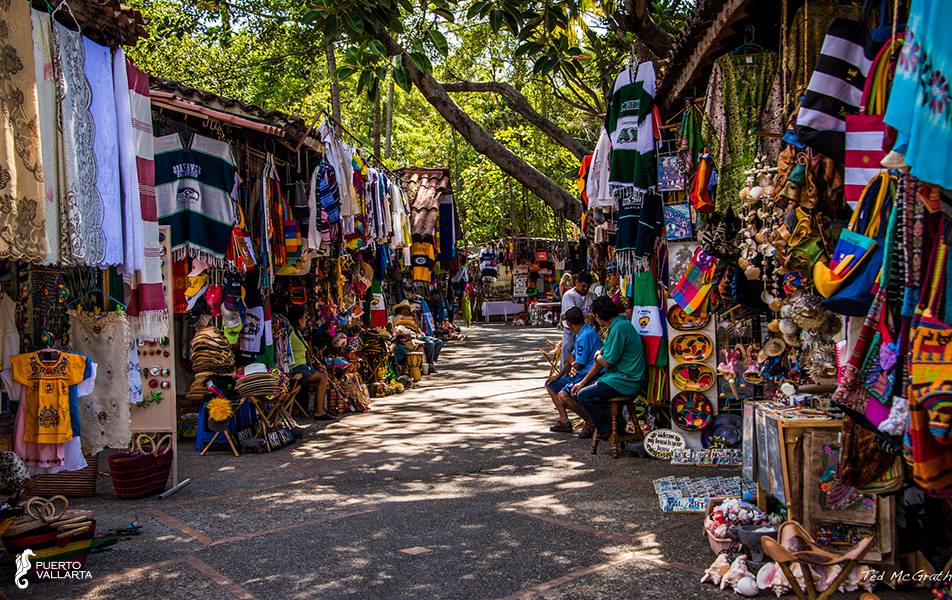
xmin=688 ymin=149 xmax=715 ymax=214
xmin=907 ymin=233 xmax=952 ymax=492
xmin=844 ymin=34 xmax=904 ymax=207
xmin=815 ymin=171 xmax=893 ymax=313
xmin=795 ymin=1 xmax=881 ymax=162
xmin=672 ymin=247 xmax=719 ymax=316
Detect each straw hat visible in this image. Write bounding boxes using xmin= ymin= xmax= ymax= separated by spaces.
xmin=392 ymin=300 xmax=412 ymax=314
xmin=762 ymin=337 xmax=787 ymax=358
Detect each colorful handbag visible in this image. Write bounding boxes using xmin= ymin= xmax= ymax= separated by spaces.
xmin=906 ymin=235 xmax=952 ymax=491
xmin=844 ymin=34 xmax=903 ymax=207
xmin=815 ymin=171 xmax=893 ymax=303
xmin=672 ymin=247 xmax=719 ymax=316
xmin=688 ymin=149 xmax=715 ymax=214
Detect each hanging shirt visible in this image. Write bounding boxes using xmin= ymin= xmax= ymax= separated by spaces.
xmin=605 ymin=62 xmax=657 ymax=192
xmin=411 ymin=241 xmax=435 ymax=282
xmin=11 ymin=351 xmax=87 ymax=444
xmin=155 ymin=133 xmax=239 ymax=266
xmin=586 ymin=128 xmax=613 ymax=209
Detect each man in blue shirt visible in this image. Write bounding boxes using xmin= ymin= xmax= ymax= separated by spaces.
xmin=545 ymin=307 xmax=602 ymax=433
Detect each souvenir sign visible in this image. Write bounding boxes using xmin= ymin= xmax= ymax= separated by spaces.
xmin=672 ymin=362 xmax=716 ymax=392
xmin=644 ymin=428 xmax=687 ymax=460
xmin=667 ymin=304 xmax=710 ymax=331
xmin=670 ymin=448 xmax=743 ymax=466
xmin=672 ymin=391 xmax=714 ymax=430
xmin=653 ymin=475 xmax=755 ymax=513
xmin=670 ymin=333 xmax=713 ymax=362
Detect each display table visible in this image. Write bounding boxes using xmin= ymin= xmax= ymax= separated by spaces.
xmin=481 ymin=300 xmax=525 ymax=321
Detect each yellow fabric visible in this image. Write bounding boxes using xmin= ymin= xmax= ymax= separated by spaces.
xmin=393 ymin=314 xmax=422 ymax=334
xmin=290 ymin=329 xmax=308 ymax=368
xmin=11 ymin=351 xmax=86 ymax=444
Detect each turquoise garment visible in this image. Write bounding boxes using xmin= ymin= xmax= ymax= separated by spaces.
xmin=572 ymin=324 xmax=602 ymax=375
xmin=884 ymin=0 xmax=952 ymax=189
xmin=598 ymin=316 xmax=645 ymax=396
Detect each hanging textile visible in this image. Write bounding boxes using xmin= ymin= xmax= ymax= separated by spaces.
xmin=411 ymin=240 xmax=435 ymax=283
xmin=0 ymin=0 xmax=47 ymax=264
xmin=68 ymin=312 xmax=133 ymax=453
xmin=31 ymin=10 xmax=60 ymax=265
xmin=702 ymin=51 xmax=780 ymax=212
xmin=586 ymin=128 xmax=613 ymax=209
xmin=629 ymin=271 xmax=666 ymax=366
xmin=0 ymin=294 xmax=19 ymax=370
xmin=155 ymin=133 xmax=239 ymax=266
xmin=113 ymin=48 xmax=144 ymax=275
xmin=83 ymin=37 xmax=123 ymax=267
xmin=306 ymin=164 xmax=322 ymax=253
xmin=885 ymin=0 xmax=952 ymax=190
xmin=10 ymin=351 xmax=87 ymax=445
xmin=53 ymin=20 xmax=101 ymax=267
xmin=438 ymin=192 xmax=456 ymax=261
xmin=616 ymin=186 xmax=663 ymax=274
xmin=124 ymin=61 xmax=168 ymax=340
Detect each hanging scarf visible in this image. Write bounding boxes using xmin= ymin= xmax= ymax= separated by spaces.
xmin=123 ymin=62 xmax=168 ymax=340
xmin=616 ymin=187 xmax=663 ymax=274
xmin=53 ymin=21 xmax=101 ymax=266
xmin=0 ymin=0 xmax=47 ymax=263
xmin=113 ymin=48 xmax=144 ymax=275
xmin=31 ymin=9 xmax=60 ymax=265
xmin=83 ymin=37 xmax=123 ymax=267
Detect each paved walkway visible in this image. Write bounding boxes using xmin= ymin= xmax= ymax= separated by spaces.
xmin=3 ymin=325 xmax=894 ymax=599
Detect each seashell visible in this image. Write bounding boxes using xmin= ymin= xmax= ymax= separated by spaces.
xmin=701 ymin=553 xmax=731 ymax=585
xmin=750 ymin=186 xmax=765 ymax=201
xmin=740 ymin=187 xmax=753 ymax=203
xmin=734 ymin=575 xmax=759 ymax=597
xmin=745 ymin=265 xmax=762 ymax=280
xmin=755 ymin=230 xmax=767 ymax=243
xmin=767 ymin=319 xmax=780 ymax=333
xmin=769 ymin=299 xmax=784 ymax=312
xmin=738 ymin=257 xmax=750 ymax=270
xmin=779 ymin=318 xmax=798 ymax=335
xmin=780 ymin=304 xmax=793 ymax=318
xmin=764 ymin=185 xmax=775 ymax=197
xmin=757 ymin=563 xmax=791 ymax=598
xmin=721 ymin=555 xmax=753 ymax=591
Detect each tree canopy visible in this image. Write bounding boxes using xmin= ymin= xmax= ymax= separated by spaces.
xmin=127 ymin=0 xmax=695 ymax=244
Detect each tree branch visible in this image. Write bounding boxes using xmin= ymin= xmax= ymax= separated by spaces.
xmin=611 ymin=0 xmax=675 ymax=59
xmin=441 ymin=81 xmax=590 ymax=159
xmin=376 ymin=31 xmax=581 ymax=219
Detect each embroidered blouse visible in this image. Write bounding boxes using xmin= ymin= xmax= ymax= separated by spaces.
xmin=11 ymin=351 xmax=87 ymax=444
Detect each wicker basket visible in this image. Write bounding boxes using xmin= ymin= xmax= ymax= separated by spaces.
xmin=31 ymin=453 xmax=99 ymax=498
xmin=108 ymin=435 xmax=172 ymax=499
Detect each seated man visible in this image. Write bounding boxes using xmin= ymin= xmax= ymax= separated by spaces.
xmin=286 ymin=306 xmax=336 ymax=421
xmin=571 ymin=295 xmax=645 ymax=439
xmin=545 ymin=307 xmax=601 ymax=433
xmin=392 ymin=300 xmax=443 ymax=372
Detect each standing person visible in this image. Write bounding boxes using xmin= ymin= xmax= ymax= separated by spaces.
xmin=572 ymin=295 xmax=645 ymax=439
xmin=544 ymin=307 xmax=601 ymax=433
xmin=558 ymin=273 xmax=573 ymax=298
xmin=286 ymin=306 xmax=336 ymax=421
xmin=559 ymin=272 xmax=594 ymax=369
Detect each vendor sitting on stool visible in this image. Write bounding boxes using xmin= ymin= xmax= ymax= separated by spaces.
xmin=287 ymin=305 xmax=336 ymax=421
xmin=392 ymin=299 xmax=443 ymax=373
xmin=545 ymin=307 xmax=601 ymax=433
xmin=571 ymin=295 xmax=645 ymax=440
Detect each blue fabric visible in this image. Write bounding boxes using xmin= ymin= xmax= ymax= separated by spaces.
xmin=572 ymin=324 xmax=602 ymax=375
xmin=547 ymin=373 xmax=584 ymax=394
xmin=577 ymin=380 xmax=634 ymax=437
xmin=419 ymin=298 xmax=435 ymax=335
xmin=438 ymin=199 xmax=456 ymax=261
xmin=68 ymin=355 xmax=93 ymax=437
xmin=290 ymin=364 xmax=317 ymax=378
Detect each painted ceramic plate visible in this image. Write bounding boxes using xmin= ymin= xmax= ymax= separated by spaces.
xmin=672 ymin=362 xmax=716 ymax=392
xmin=672 ymin=392 xmax=714 ymax=431
xmin=670 ymin=333 xmax=714 ymax=362
xmin=667 ymin=304 xmax=710 ymax=331
xmin=643 ymin=428 xmax=687 ymax=459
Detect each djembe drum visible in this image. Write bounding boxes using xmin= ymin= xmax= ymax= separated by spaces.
xmin=406 ymin=351 xmax=424 ymax=381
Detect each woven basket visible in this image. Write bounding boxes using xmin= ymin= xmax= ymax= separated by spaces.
xmin=31 ymin=453 xmax=99 ymax=498
xmin=108 ymin=435 xmax=172 ymax=499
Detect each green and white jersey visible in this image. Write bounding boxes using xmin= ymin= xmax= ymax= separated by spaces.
xmin=605 ymin=61 xmax=657 ymax=191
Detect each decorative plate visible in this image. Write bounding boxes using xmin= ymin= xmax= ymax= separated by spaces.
xmin=670 ymin=333 xmax=714 ymax=362
xmin=643 ymin=428 xmax=687 ymax=459
xmin=672 ymin=362 xmax=716 ymax=392
xmin=672 ymin=392 xmax=714 ymax=431
xmin=667 ymin=304 xmax=710 ymax=331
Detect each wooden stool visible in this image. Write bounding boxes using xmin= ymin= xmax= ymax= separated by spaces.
xmin=762 ymin=520 xmax=874 ymax=600
xmin=591 ymin=396 xmax=645 ymax=459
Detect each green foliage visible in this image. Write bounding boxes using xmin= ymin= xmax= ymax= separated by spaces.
xmin=126 ymin=0 xmax=686 ymax=242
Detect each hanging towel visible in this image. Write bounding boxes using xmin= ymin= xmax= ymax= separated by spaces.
xmin=155 ymin=133 xmax=239 ymax=265
xmin=82 ymin=37 xmax=122 ymax=267
xmin=113 ymin=48 xmax=144 ymax=275
xmin=31 ymin=9 xmax=60 ymax=265
xmin=0 ymin=1 xmax=47 ymax=263
xmin=123 ymin=62 xmax=168 ymax=340
xmin=53 ymin=21 xmax=102 ymax=267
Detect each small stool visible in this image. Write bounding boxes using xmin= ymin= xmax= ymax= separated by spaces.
xmin=591 ymin=396 xmax=645 ymax=458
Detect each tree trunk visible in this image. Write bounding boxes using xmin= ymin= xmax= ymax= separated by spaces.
xmin=442 ymin=81 xmax=590 ymax=159
xmin=372 ymin=84 xmax=382 ymax=158
xmin=612 ymin=0 xmax=674 ymax=59
xmin=326 ymin=41 xmax=342 ymax=123
xmin=377 ymin=32 xmax=581 ymax=220
xmin=385 ymin=78 xmax=394 ymax=158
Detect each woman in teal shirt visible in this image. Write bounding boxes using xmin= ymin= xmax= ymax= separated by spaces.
xmin=571 ymin=295 xmax=646 ymax=438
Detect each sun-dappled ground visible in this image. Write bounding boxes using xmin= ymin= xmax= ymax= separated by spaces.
xmin=1 ymin=324 xmax=922 ymax=599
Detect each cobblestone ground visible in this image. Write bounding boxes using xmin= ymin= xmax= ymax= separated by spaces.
xmin=1 ymin=325 xmax=922 ymax=599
